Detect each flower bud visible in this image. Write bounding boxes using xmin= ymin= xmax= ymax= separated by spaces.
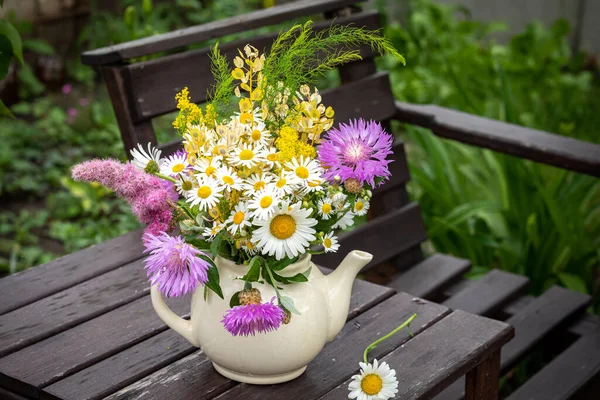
xmin=238 ymin=288 xmax=262 ymax=305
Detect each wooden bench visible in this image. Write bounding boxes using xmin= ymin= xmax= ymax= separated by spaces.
xmin=7 ymin=0 xmax=597 ymax=399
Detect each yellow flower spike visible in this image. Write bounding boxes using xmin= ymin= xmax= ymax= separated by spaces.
xmin=250 ymin=88 xmax=263 ymax=101
xmin=175 ymin=87 xmax=190 ymax=110
xmin=233 ymin=56 xmax=244 ymax=68
xmin=240 ymin=82 xmax=252 ymax=92
xmin=240 ymin=112 xmax=254 ymax=124
xmin=239 ymin=98 xmax=252 ymax=113
xmin=234 ymin=86 xmax=241 ymax=97
xmin=232 ymin=68 xmax=245 ymax=80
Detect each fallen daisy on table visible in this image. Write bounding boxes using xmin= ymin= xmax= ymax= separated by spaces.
xmin=348 ymin=313 xmax=417 ymax=400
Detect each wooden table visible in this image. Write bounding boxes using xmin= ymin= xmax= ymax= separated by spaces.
xmin=0 ymin=230 xmax=513 ymax=400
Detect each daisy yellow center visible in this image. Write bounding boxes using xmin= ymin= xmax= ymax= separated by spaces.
xmin=323 ymin=238 xmax=332 ymax=248
xmin=270 ymin=215 xmax=296 ymax=240
xmin=267 ymin=153 xmax=278 ymax=162
xmin=240 ymin=149 xmax=254 ymax=161
xmin=361 ymin=374 xmax=383 ymax=395
xmin=223 ymin=176 xmax=235 ymax=185
xmin=254 ymin=181 xmax=266 ymax=191
xmin=260 ymin=196 xmax=273 ymax=209
xmin=205 ymin=166 xmax=217 ymax=176
xmin=321 ymin=203 xmax=332 ymax=214
xmin=296 ymin=166 xmax=309 ymax=179
xmin=172 ymin=163 xmax=185 ymax=173
xmin=197 ymin=186 xmax=212 ymax=199
xmin=233 ymin=211 xmax=245 ymax=225
xmin=181 ymin=180 xmax=192 ymax=191
xmin=251 ymin=130 xmax=261 ymax=141
xmin=276 ymin=178 xmax=286 ymax=188
xmin=356 ymin=201 xmax=364 ymax=211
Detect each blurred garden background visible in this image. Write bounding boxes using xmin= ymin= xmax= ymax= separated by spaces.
xmin=0 ymin=0 xmax=598 ymax=314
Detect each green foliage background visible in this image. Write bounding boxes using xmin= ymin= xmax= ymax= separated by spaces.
xmin=0 ymin=0 xmax=598 ymax=312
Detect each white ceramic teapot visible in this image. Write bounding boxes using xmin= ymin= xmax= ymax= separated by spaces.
xmin=150 ymin=250 xmax=373 ymax=384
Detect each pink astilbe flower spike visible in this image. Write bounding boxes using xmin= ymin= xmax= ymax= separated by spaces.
xmin=72 ymin=159 xmax=175 ymax=236
xmin=318 ymin=119 xmax=393 ymax=188
xmin=221 ymin=298 xmax=285 ymax=336
xmin=143 ymin=233 xmax=210 ymax=297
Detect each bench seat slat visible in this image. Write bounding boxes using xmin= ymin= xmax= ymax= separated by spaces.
xmin=388 ymin=254 xmax=471 ymax=298
xmin=0 ymin=229 xmax=144 ymax=316
xmin=0 ymin=259 xmax=148 ymax=358
xmin=442 ymin=269 xmax=529 ymax=317
xmin=107 ymin=293 xmax=448 ymax=400
xmin=41 ymin=270 xmax=393 ymax=400
xmin=320 ymin=310 xmax=513 ymax=400
xmin=434 ymin=285 xmax=592 ymax=400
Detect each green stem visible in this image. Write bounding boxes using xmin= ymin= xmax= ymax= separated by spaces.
xmin=154 ymin=172 xmax=177 ymax=183
xmin=363 ymin=313 xmax=417 ymax=364
xmin=264 ymin=262 xmax=282 ymax=298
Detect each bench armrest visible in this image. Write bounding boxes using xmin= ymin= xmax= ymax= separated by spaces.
xmin=81 ymin=0 xmax=361 ymax=66
xmin=395 ymin=101 xmax=600 ymax=177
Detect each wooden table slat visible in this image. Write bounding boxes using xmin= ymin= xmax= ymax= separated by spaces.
xmin=0 ymin=295 xmax=189 ymax=398
xmin=434 ymin=285 xmax=592 ymax=400
xmin=442 ymin=269 xmax=529 ymax=317
xmin=42 ymin=275 xmax=393 ymax=400
xmin=0 ymin=259 xmax=148 ymax=358
xmin=389 ymin=254 xmax=471 ymax=298
xmin=320 ymin=310 xmax=514 ymax=400
xmin=0 ymin=229 xmax=144 ymax=316
xmin=107 ymin=293 xmax=449 ymax=400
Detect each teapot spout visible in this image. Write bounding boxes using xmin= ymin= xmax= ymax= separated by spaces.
xmin=325 ymin=250 xmax=373 ymax=341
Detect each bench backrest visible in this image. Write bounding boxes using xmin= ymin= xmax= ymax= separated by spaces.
xmin=83 ymin=0 xmax=426 ymax=272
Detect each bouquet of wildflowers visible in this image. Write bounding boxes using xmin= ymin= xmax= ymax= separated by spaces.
xmin=72 ymin=22 xmax=403 ymax=337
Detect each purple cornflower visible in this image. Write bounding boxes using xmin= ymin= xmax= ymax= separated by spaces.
xmin=62 ymin=84 xmax=72 ymax=95
xmin=221 ymin=298 xmax=285 ymax=336
xmin=72 ymin=159 xmax=173 ymax=236
xmin=143 ymin=232 xmax=210 ymax=297
xmin=318 ymin=119 xmax=393 ymax=188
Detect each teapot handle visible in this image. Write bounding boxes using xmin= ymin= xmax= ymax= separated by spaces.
xmin=150 ymin=286 xmax=199 ymax=347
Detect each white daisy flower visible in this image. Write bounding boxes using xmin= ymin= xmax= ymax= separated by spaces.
xmin=174 ymin=175 xmax=195 ymax=197
xmin=130 ymin=143 xmax=161 ymax=171
xmin=285 ymin=156 xmax=322 ymax=188
xmin=248 ymin=186 xmax=280 ymax=220
xmin=262 ymin=147 xmax=280 ymax=169
xmin=230 ymin=143 xmax=265 ymax=168
xmin=160 ymin=152 xmax=189 ymax=176
xmin=252 ymin=201 xmax=317 ymax=260
xmin=202 ymin=221 xmax=225 ymax=240
xmin=333 ymin=211 xmax=355 ymax=230
xmin=348 ymin=359 xmax=398 ymax=400
xmin=243 ymin=173 xmax=274 ymax=193
xmin=273 ymin=170 xmax=300 ymax=195
xmin=225 ymin=202 xmax=252 ymax=235
xmin=353 ymin=198 xmax=370 ymax=216
xmin=248 ymin=122 xmax=271 ymax=148
xmin=317 ymin=198 xmax=335 ymax=220
xmin=216 ymin=166 xmax=243 ymax=191
xmin=186 ymin=176 xmax=223 ymax=212
xmin=322 ymin=232 xmax=339 ymax=253
xmin=193 ymin=157 xmax=221 ymax=179
xmin=330 ymin=192 xmax=348 ymax=211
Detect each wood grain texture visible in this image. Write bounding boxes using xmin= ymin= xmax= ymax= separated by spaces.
xmin=321 ymin=310 xmax=514 ymax=400
xmin=0 ymin=229 xmax=144 ymax=316
xmin=0 ymin=294 xmax=190 ymax=398
xmin=389 ymin=254 xmax=471 ymax=298
xmin=434 ymin=285 xmax=592 ymax=400
xmin=214 ymin=293 xmax=450 ymax=400
xmin=81 ymin=0 xmax=364 ymax=65
xmin=442 ymin=270 xmax=529 ymax=317
xmin=506 ymin=329 xmax=600 ymax=400
xmin=465 ymin=350 xmax=501 ymax=400
xmin=103 ymin=280 xmax=406 ymax=400
xmin=0 ymin=259 xmax=148 ymax=358
xmin=125 ymin=11 xmax=381 ymax=121
xmin=313 ymin=203 xmax=427 ymax=271
xmin=395 ymin=101 xmax=600 ymax=177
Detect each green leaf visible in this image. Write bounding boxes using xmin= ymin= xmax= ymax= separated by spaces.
xmin=0 ymin=20 xmax=23 ymax=65
xmin=242 ymin=256 xmax=261 ymax=282
xmin=271 ymin=266 xmax=311 ymax=284
xmin=0 ymin=99 xmax=14 ymax=118
xmin=269 ymin=256 xmax=298 ymax=271
xmin=229 ymin=291 xmax=241 ymax=308
xmin=557 ymin=273 xmax=588 ymax=294
xmin=279 ymin=295 xmax=300 ymax=315
xmin=22 ymin=39 xmax=54 ymax=55
xmin=205 ymin=266 xmax=224 ymax=299
xmin=210 ymin=234 xmax=223 ymax=257
xmin=0 ymin=34 xmax=11 ymax=79
xmin=197 ymin=253 xmax=216 ymax=269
